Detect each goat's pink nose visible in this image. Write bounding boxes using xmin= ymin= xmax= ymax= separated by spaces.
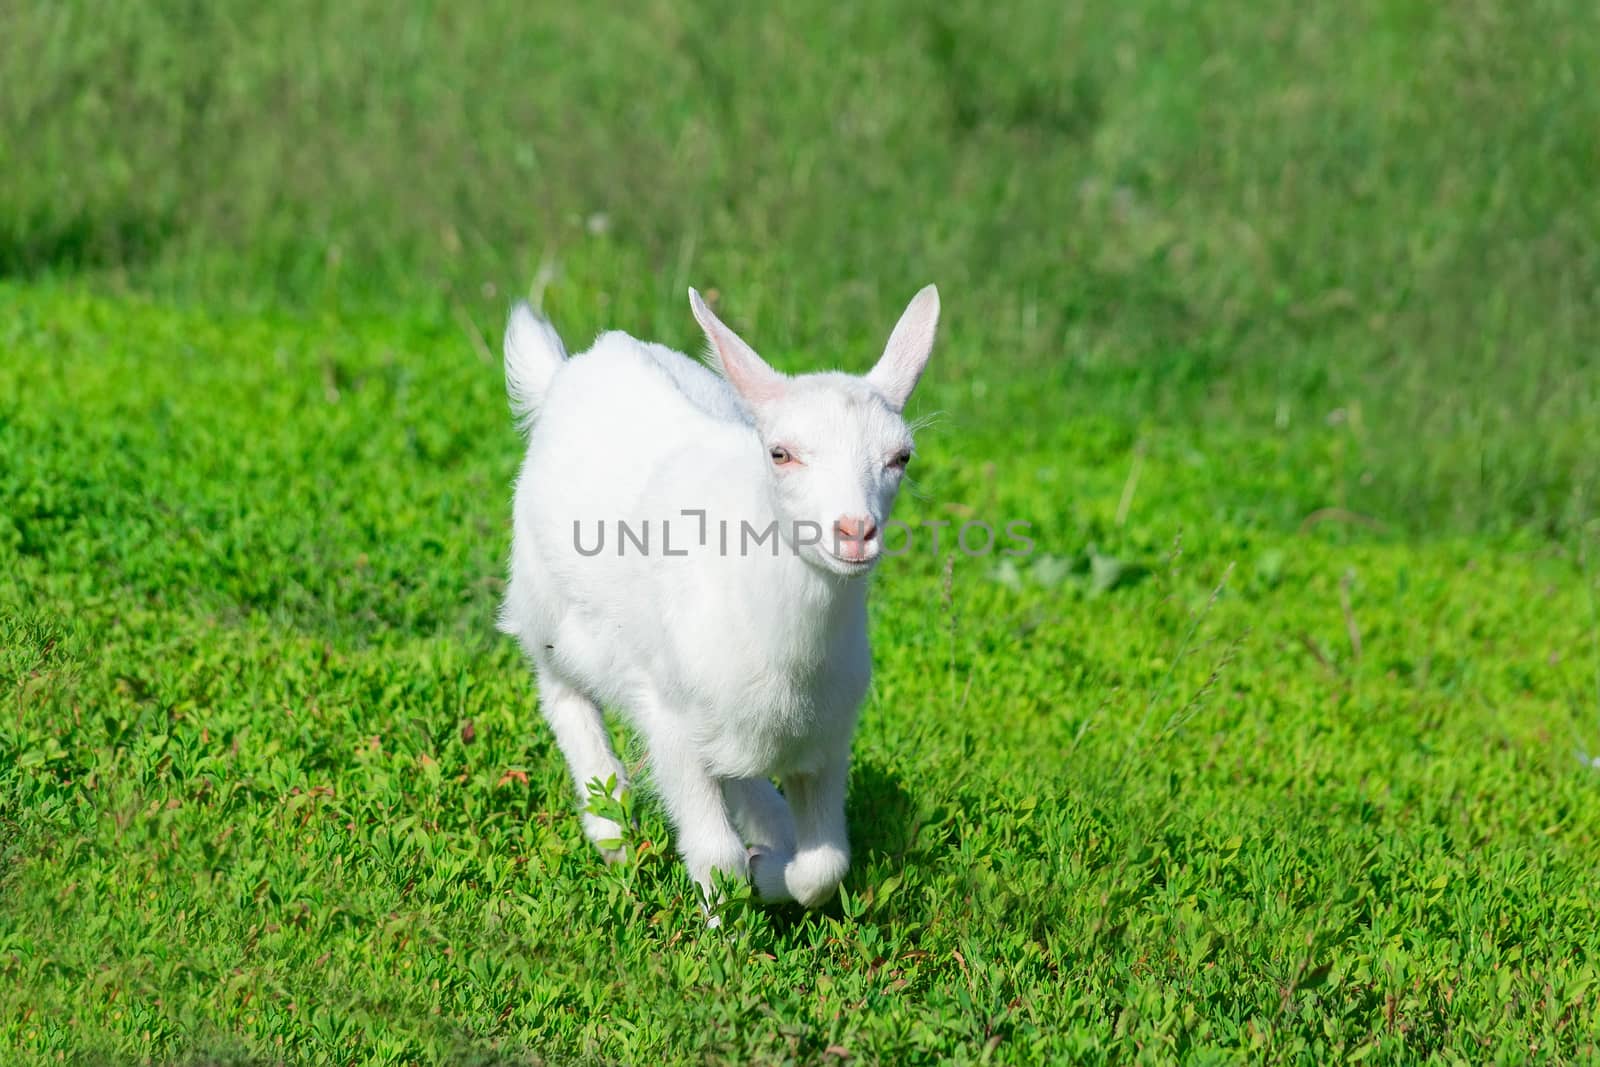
xmin=834 ymin=516 xmax=878 ymax=544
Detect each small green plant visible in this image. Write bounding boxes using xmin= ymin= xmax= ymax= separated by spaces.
xmin=583 ymin=774 xmax=637 ymax=856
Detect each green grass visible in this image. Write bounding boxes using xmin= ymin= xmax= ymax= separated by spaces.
xmin=3 ymin=1 xmax=1600 ymax=1062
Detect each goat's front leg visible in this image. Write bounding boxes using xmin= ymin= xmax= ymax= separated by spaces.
xmin=646 ymin=727 xmax=749 ymax=918
xmin=772 ymin=757 xmax=851 ymax=908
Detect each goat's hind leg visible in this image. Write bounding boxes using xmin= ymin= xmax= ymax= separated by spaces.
xmin=723 ymin=777 xmax=799 ymax=902
xmin=532 ymin=662 xmax=630 ymax=862
xmin=723 ymin=777 xmax=796 ymax=852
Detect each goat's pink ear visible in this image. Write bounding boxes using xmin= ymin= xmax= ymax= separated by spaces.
xmin=868 ymin=284 xmax=940 ymax=411
xmin=689 ymin=288 xmax=786 ymax=408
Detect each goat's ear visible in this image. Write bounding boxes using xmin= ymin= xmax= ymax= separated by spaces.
xmin=868 ymin=284 xmax=940 ymax=411
xmin=689 ymin=288 xmax=786 ymax=408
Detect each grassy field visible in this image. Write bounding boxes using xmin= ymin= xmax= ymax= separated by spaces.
xmin=3 ymin=1 xmax=1600 ymax=1063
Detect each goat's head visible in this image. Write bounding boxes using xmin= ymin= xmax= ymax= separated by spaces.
xmin=689 ymin=285 xmax=940 ymax=578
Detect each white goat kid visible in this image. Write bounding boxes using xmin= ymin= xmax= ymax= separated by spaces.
xmin=497 ymin=285 xmax=940 ymax=912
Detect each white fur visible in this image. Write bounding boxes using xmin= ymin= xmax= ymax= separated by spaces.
xmin=498 ymin=285 xmax=940 ymax=912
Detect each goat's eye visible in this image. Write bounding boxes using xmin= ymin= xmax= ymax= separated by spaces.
xmin=770 ymin=446 xmax=793 ymax=465
xmin=888 ymin=449 xmax=912 ymax=470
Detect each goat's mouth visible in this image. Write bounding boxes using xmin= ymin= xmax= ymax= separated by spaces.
xmin=817 ymin=545 xmax=880 ymax=575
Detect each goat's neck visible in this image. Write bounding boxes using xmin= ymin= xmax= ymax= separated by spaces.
xmin=741 ymin=485 xmax=870 ymax=663
xmin=749 ymin=548 xmax=869 ymax=671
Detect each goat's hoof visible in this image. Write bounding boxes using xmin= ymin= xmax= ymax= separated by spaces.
xmin=787 ymin=847 xmax=850 ymax=909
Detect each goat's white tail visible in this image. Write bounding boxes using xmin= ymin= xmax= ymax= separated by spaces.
xmin=504 ymin=302 xmax=568 ymax=431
